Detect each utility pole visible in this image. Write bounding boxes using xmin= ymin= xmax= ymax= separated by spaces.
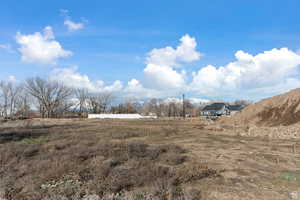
xmin=182 ymin=94 xmax=186 ymax=119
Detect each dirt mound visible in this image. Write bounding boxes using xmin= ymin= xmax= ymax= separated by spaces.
xmin=221 ymin=88 xmax=300 ymax=127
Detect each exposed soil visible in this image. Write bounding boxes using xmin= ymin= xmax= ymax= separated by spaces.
xmin=0 ymin=119 xmax=299 ymax=200
xmin=220 ymin=88 xmax=300 ymax=127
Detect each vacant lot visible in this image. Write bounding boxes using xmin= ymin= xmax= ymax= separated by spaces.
xmin=0 ymin=119 xmax=300 ymax=200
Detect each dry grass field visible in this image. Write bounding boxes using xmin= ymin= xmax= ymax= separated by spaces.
xmin=0 ymin=119 xmax=300 ymax=200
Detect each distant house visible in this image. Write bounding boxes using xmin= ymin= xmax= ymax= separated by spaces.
xmin=227 ymin=104 xmax=245 ymax=115
xmin=200 ymin=103 xmax=230 ymax=116
xmin=201 ymin=103 xmax=245 ymax=117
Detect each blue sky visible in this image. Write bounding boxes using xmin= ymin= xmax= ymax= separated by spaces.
xmin=1 ymin=0 xmax=300 ymax=101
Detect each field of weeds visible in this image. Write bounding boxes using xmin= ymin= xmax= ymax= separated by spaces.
xmin=0 ymin=119 xmax=300 ymax=200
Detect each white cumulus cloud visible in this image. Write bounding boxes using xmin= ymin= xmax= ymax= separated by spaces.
xmin=49 ymin=67 xmax=123 ymax=93
xmin=35 ymin=33 xmax=300 ymax=101
xmin=16 ymin=26 xmax=72 ymax=65
xmin=144 ymin=34 xmax=201 ymax=90
xmin=124 ymin=79 xmax=162 ymax=98
xmin=103 ymin=80 xmax=123 ymax=92
xmin=190 ymin=48 xmax=300 ymax=98
xmin=50 ymin=66 xmax=96 ymax=91
xmin=49 ymin=67 xmax=170 ymax=99
xmin=144 ymin=64 xmax=186 ymax=90
xmin=146 ymin=34 xmax=201 ymax=66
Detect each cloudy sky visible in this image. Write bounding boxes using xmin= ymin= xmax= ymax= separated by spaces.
xmin=1 ymin=0 xmax=300 ymax=101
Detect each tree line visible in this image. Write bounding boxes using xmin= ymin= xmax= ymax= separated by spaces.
xmin=0 ymin=77 xmax=250 ymax=119
xmin=0 ymin=77 xmax=115 ymax=119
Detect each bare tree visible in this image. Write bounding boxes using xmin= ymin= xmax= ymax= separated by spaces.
xmin=98 ymin=92 xmax=114 ymax=113
xmin=9 ymin=84 xmax=22 ymax=118
xmin=75 ymin=88 xmax=89 ymax=113
xmin=87 ymin=92 xmax=114 ymax=113
xmin=110 ymin=97 xmax=142 ymax=114
xmin=167 ymin=102 xmax=180 ymax=118
xmin=234 ymin=99 xmax=252 ymax=106
xmin=0 ymin=81 xmax=9 ymax=118
xmin=184 ymin=99 xmax=195 ymax=117
xmin=0 ymin=104 xmax=3 ymax=117
xmin=0 ymin=81 xmax=22 ymax=118
xmin=15 ymin=87 xmax=32 ymax=118
xmin=142 ymin=98 xmax=200 ymax=118
xmin=25 ymin=77 xmax=74 ymax=118
xmin=87 ymin=95 xmax=99 ymax=114
xmin=145 ymin=98 xmax=164 ymax=118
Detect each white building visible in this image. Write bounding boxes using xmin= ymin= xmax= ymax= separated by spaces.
xmin=88 ymin=114 xmax=156 ymax=119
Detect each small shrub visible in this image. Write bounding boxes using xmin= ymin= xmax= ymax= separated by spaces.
xmin=127 ymin=142 xmax=149 ymax=158
xmin=163 ymin=153 xmax=187 ymax=165
xmin=79 ymin=168 xmax=94 ymax=182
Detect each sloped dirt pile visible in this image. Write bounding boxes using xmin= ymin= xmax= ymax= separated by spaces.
xmin=221 ymin=88 xmax=300 ymax=126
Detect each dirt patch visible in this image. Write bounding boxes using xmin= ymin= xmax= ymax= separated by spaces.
xmin=0 ymin=119 xmax=299 ymax=200
xmin=220 ymin=88 xmax=300 ymax=127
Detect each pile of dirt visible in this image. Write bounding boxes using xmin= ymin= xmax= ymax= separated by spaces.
xmin=221 ymin=88 xmax=300 ymax=127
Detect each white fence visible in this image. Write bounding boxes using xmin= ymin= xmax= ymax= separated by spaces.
xmin=88 ymin=114 xmax=156 ymax=119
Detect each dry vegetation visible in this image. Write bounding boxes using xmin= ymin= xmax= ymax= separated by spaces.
xmin=0 ymin=119 xmax=300 ymax=200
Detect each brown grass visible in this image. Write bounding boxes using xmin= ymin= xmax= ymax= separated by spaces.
xmin=0 ymin=119 xmax=299 ymax=200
